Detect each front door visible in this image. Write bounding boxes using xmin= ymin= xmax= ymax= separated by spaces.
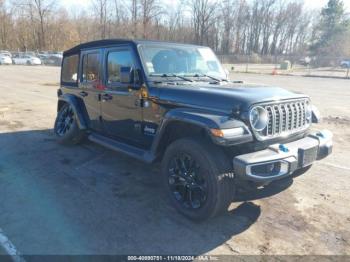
xmin=79 ymin=50 xmax=103 ymax=131
xmin=101 ymin=46 xmax=143 ymax=143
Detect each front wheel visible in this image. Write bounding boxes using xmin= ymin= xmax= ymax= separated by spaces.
xmin=54 ymin=103 xmax=85 ymax=145
xmin=161 ymin=137 xmax=235 ymax=221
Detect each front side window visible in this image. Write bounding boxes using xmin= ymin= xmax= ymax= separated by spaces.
xmin=107 ymin=50 xmax=134 ymax=83
xmin=62 ymin=54 xmax=79 ymax=84
xmin=138 ymin=44 xmax=226 ymax=80
xmin=82 ymin=53 xmax=100 ymax=82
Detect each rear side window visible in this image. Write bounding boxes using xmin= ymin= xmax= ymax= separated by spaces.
xmin=62 ymin=55 xmax=79 ymax=84
xmin=82 ymin=53 xmax=100 ymax=82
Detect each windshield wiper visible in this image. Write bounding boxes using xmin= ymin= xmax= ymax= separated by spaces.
xmin=191 ymin=73 xmax=228 ymax=82
xmin=149 ymin=73 xmax=193 ymax=82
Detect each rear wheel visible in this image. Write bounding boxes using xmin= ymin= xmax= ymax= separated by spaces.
xmin=161 ymin=137 xmax=235 ymax=221
xmin=54 ymin=103 xmax=85 ymax=145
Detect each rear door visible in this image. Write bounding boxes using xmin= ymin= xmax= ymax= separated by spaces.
xmin=101 ymin=46 xmax=143 ymax=143
xmin=79 ymin=50 xmax=103 ymax=131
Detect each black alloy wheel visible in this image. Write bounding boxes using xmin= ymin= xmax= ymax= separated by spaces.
xmin=54 ymin=103 xmax=85 ymax=145
xmin=55 ymin=104 xmax=75 ymax=137
xmin=168 ymin=153 xmax=208 ymax=210
xmin=161 ymin=137 xmax=236 ymax=221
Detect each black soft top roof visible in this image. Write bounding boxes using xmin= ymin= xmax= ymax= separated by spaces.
xmin=63 ymin=39 xmax=202 ymax=56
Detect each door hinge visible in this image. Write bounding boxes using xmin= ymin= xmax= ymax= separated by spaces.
xmin=135 ymin=99 xmax=150 ymax=108
xmin=135 ymin=99 xmax=141 ymax=107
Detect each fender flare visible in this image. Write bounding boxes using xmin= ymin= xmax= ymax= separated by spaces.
xmin=150 ymin=108 xmax=252 ymax=154
xmin=58 ymin=94 xmax=89 ymax=130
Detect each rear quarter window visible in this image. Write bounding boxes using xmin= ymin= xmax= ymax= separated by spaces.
xmin=62 ymin=54 xmax=79 ymax=84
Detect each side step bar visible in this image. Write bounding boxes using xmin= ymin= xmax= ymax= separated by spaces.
xmin=88 ymin=133 xmax=156 ymax=163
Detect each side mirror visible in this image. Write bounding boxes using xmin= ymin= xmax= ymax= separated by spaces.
xmin=120 ymin=66 xmax=132 ymax=84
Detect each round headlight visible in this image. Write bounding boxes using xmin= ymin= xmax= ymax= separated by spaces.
xmin=250 ymin=106 xmax=268 ymax=131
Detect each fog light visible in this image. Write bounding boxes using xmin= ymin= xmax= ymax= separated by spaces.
xmin=266 ymin=163 xmax=274 ymax=172
xmin=247 ymin=161 xmax=289 ymax=178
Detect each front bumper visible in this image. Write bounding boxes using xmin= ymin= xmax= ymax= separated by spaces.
xmin=233 ymin=130 xmax=333 ymax=183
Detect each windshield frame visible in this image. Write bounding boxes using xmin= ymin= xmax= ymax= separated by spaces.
xmin=137 ymin=43 xmax=227 ymax=81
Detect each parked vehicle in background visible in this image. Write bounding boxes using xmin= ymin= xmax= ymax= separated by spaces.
xmin=11 ymin=52 xmax=20 ymax=58
xmin=24 ymin=51 xmax=37 ymax=57
xmin=12 ymin=55 xmax=41 ymax=65
xmin=340 ymin=60 xmax=350 ymax=68
xmin=298 ymin=56 xmax=311 ymax=66
xmin=39 ymin=54 xmax=62 ymax=66
xmin=51 ymin=51 xmax=63 ymax=58
xmin=0 ymin=54 xmax=12 ymax=65
xmin=0 ymin=50 xmax=12 ymax=57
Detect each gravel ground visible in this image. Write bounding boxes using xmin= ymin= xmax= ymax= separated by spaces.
xmin=0 ymin=66 xmax=349 ymax=255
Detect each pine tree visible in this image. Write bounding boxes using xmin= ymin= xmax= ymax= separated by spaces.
xmin=311 ymin=0 xmax=350 ymax=58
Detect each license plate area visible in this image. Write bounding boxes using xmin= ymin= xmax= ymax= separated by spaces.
xmin=298 ymin=146 xmax=318 ymax=167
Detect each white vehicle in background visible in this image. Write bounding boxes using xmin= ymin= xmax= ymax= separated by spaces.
xmin=0 ymin=50 xmax=12 ymax=58
xmin=0 ymin=54 xmax=12 ymax=65
xmin=340 ymin=60 xmax=350 ymax=68
xmin=12 ymin=55 xmax=41 ymax=65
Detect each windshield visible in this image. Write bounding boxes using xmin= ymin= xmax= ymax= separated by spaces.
xmin=138 ymin=44 xmax=226 ymax=80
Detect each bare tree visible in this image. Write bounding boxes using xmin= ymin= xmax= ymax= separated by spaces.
xmin=220 ymin=0 xmax=236 ymax=53
xmin=190 ymin=0 xmax=218 ymax=45
xmin=0 ymin=0 xmax=13 ymax=49
xmin=92 ymin=0 xmax=110 ymax=39
xmin=2 ymin=0 xmax=348 ymax=63
xmin=139 ymin=0 xmax=162 ymax=39
xmin=260 ymin=0 xmax=276 ymax=55
xmin=34 ymin=0 xmax=55 ymax=49
xmin=130 ymin=0 xmax=138 ymax=38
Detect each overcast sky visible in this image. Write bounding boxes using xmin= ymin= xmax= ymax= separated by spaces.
xmin=60 ymin=0 xmax=350 ymax=12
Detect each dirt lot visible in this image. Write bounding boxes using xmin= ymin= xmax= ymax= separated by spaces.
xmin=0 ymin=65 xmax=349 ymax=255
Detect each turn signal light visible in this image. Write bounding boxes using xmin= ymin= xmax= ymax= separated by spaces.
xmin=210 ymin=129 xmax=224 ymax=137
xmin=210 ymin=127 xmax=245 ymax=138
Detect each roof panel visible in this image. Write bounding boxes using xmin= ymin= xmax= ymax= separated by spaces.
xmin=63 ymin=39 xmax=203 ymax=56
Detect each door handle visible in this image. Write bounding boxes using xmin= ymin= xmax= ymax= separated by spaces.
xmin=101 ymin=93 xmax=113 ymax=102
xmin=79 ymin=91 xmax=88 ymax=97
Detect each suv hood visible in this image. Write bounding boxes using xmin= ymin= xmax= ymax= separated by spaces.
xmin=156 ymin=82 xmax=308 ymax=114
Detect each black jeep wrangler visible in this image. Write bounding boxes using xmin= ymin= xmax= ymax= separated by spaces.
xmin=55 ymin=39 xmax=333 ymax=221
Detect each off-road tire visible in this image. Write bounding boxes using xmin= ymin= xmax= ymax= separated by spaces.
xmin=54 ymin=103 xmax=85 ymax=145
xmin=161 ymin=137 xmax=235 ymax=221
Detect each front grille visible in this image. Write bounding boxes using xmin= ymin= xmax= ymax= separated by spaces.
xmin=256 ymin=99 xmax=310 ymax=140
